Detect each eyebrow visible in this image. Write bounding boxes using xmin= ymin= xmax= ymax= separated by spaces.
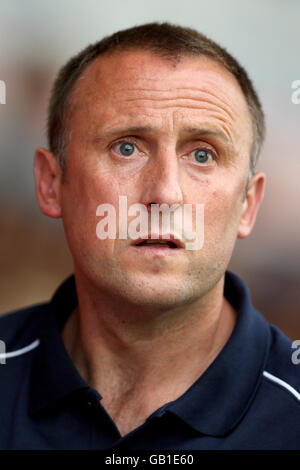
xmin=94 ymin=125 xmax=230 ymax=144
xmin=94 ymin=126 xmax=153 ymax=140
xmin=181 ymin=127 xmax=230 ymax=143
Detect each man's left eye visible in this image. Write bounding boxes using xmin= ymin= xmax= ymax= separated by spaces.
xmin=118 ymin=142 xmax=136 ymax=157
xmin=191 ymin=149 xmax=214 ymax=164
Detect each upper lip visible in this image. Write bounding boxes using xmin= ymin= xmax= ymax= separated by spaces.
xmin=132 ymin=234 xmax=184 ymax=249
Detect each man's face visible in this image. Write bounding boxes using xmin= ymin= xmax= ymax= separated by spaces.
xmin=54 ymin=50 xmax=257 ymax=308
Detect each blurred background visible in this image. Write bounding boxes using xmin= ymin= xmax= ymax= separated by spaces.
xmin=0 ymin=0 xmax=299 ymax=337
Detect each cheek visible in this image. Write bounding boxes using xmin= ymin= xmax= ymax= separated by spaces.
xmin=197 ymin=181 xmax=243 ymax=245
xmin=61 ymin=165 xmax=122 ymax=258
xmin=64 ymin=161 xmax=121 ymax=216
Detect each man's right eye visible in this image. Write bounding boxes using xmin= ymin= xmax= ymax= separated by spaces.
xmin=113 ymin=141 xmax=137 ymax=157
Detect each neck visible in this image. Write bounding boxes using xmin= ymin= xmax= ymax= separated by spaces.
xmin=62 ymin=272 xmax=237 ymax=397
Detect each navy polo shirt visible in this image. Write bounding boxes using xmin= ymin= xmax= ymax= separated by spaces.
xmin=1 ymin=270 xmax=300 ymax=450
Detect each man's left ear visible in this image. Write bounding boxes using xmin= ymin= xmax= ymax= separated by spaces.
xmin=237 ymin=172 xmax=266 ymax=238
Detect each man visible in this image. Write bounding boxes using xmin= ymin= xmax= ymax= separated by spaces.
xmin=0 ymin=22 xmax=299 ymax=450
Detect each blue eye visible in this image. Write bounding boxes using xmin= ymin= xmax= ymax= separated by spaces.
xmin=194 ymin=149 xmax=212 ymax=163
xmin=119 ymin=142 xmax=135 ymax=157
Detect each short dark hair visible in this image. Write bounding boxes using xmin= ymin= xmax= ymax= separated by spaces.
xmin=47 ymin=22 xmax=265 ymax=179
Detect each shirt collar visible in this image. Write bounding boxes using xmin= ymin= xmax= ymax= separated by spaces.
xmin=29 ymin=271 xmax=270 ymax=437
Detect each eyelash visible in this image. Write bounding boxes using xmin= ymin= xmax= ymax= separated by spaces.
xmin=110 ymin=139 xmax=218 ymax=164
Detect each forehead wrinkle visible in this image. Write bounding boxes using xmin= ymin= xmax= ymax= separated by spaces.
xmin=74 ymin=63 xmax=249 ymax=141
xmin=121 ymin=92 xmax=236 ymax=124
xmin=120 ymin=86 xmax=236 ymax=119
xmin=116 ymin=101 xmax=236 ymax=146
xmin=122 ymin=99 xmax=236 ymax=133
xmin=75 ymin=52 xmax=249 ymax=124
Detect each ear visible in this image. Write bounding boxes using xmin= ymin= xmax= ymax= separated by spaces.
xmin=237 ymin=172 xmax=265 ymax=238
xmin=34 ymin=147 xmax=62 ymax=218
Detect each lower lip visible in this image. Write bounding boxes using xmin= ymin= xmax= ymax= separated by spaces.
xmin=131 ymin=245 xmax=183 ymax=256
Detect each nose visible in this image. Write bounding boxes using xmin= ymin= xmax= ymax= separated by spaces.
xmin=140 ymin=149 xmax=183 ymax=209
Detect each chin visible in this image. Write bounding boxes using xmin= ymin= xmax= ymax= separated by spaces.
xmin=119 ymin=277 xmax=197 ymax=311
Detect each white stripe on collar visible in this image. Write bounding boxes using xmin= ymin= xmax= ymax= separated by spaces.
xmin=263 ymin=370 xmax=300 ymax=402
xmin=0 ymin=339 xmax=40 ymax=360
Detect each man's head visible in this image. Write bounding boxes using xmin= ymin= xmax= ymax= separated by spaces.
xmin=34 ymin=23 xmax=265 ymax=311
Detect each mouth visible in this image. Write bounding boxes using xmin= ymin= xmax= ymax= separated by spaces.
xmin=131 ymin=235 xmax=184 ymax=254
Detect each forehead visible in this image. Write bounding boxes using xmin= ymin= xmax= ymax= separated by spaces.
xmin=69 ymin=49 xmax=252 ymax=147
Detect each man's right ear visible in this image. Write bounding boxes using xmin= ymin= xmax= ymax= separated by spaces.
xmin=34 ymin=147 xmax=63 ymax=218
